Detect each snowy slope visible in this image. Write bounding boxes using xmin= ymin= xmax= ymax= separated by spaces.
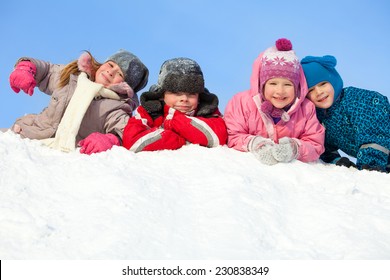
xmin=1 ymin=130 xmax=390 ymax=259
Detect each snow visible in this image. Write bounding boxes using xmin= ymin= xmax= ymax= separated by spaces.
xmin=1 ymin=130 xmax=390 ymax=260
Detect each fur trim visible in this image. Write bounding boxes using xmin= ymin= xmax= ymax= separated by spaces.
xmin=157 ymin=58 xmax=204 ymax=94
xmin=161 ymin=73 xmax=204 ymax=94
xmin=140 ymin=87 xmax=219 ymax=119
xmin=140 ymin=87 xmax=164 ymax=119
xmin=197 ymin=88 xmax=219 ymax=117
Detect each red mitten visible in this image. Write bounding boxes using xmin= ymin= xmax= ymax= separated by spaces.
xmin=78 ymin=132 xmax=120 ymax=155
xmin=9 ymin=61 xmax=37 ymax=96
xmin=162 ymin=106 xmax=177 ymax=130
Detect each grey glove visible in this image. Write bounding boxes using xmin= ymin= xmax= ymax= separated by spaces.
xmin=271 ymin=137 xmax=299 ymax=162
xmin=248 ymin=136 xmax=278 ymax=165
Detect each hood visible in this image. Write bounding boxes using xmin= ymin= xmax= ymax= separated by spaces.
xmin=249 ymin=50 xmax=309 ymax=117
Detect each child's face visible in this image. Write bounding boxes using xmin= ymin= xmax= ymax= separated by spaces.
xmin=95 ymin=61 xmax=125 ymax=87
xmin=307 ymin=81 xmax=334 ymax=109
xmin=264 ymin=78 xmax=295 ymax=109
xmin=164 ymin=91 xmax=199 ymax=113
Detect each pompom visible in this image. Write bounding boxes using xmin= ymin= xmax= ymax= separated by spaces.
xmin=275 ymin=38 xmax=292 ymax=51
xmin=261 ymin=100 xmax=273 ymax=114
xmin=77 ymin=52 xmax=93 ymax=77
xmin=261 ymin=100 xmax=284 ymax=118
xmin=301 ymin=55 xmax=337 ymax=68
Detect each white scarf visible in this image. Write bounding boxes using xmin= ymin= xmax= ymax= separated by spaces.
xmin=41 ymin=72 xmax=120 ymax=152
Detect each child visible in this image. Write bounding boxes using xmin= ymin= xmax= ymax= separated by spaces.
xmin=301 ymin=55 xmax=390 ymax=172
xmin=8 ymin=50 xmax=149 ymax=154
xmin=122 ymin=57 xmax=227 ymax=152
xmin=224 ymin=38 xmax=325 ymax=165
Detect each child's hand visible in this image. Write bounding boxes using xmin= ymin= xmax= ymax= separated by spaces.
xmin=9 ymin=61 xmax=37 ymax=96
xmin=78 ymin=132 xmax=120 ymax=155
xmin=271 ymin=137 xmax=298 ymax=162
xmin=248 ymin=136 xmax=273 ymax=152
xmin=162 ymin=106 xmax=177 ymax=130
xmin=252 ymin=144 xmax=278 ymax=165
xmin=248 ymin=136 xmax=278 ymax=165
xmin=335 ymin=157 xmax=357 ymax=168
xmin=108 ymin=82 xmax=134 ymax=97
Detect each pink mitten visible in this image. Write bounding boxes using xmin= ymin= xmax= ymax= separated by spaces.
xmin=9 ymin=61 xmax=37 ymax=96
xmin=77 ymin=52 xmax=94 ymax=77
xmin=108 ymin=82 xmax=134 ymax=97
xmin=78 ymin=132 xmax=120 ymax=155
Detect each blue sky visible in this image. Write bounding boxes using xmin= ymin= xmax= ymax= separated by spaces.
xmin=1 ymin=0 xmax=389 ymax=128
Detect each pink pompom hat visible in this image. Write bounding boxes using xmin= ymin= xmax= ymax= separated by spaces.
xmin=259 ymin=38 xmax=301 ymax=99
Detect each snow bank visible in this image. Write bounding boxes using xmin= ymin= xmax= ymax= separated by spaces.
xmin=1 ymin=131 xmax=389 ymax=259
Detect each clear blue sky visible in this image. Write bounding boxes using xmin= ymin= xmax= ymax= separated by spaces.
xmin=1 ymin=0 xmax=389 ymax=128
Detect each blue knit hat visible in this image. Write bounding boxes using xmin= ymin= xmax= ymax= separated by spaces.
xmin=301 ymin=55 xmax=343 ymax=100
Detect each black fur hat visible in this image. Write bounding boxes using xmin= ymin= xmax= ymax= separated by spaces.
xmin=156 ymin=57 xmax=204 ymax=94
xmin=140 ymin=58 xmax=219 ymax=119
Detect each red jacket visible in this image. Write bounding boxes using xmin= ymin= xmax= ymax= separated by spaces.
xmin=123 ymin=105 xmax=227 ymax=152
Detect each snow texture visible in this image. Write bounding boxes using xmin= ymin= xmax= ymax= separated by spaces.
xmin=1 ymin=130 xmax=390 ymax=259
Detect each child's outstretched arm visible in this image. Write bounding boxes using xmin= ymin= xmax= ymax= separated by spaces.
xmin=11 ymin=57 xmax=65 ymax=96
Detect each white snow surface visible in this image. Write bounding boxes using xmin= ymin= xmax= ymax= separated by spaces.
xmin=1 ymin=130 xmax=390 ymax=260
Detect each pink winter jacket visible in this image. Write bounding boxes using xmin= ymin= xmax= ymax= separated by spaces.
xmin=224 ymin=51 xmax=325 ymax=163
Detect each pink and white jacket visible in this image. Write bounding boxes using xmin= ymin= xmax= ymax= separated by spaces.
xmin=224 ymin=51 xmax=325 ymax=162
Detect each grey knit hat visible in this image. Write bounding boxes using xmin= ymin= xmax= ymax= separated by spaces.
xmin=156 ymin=57 xmax=204 ymax=93
xmin=106 ymin=49 xmax=149 ymax=93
